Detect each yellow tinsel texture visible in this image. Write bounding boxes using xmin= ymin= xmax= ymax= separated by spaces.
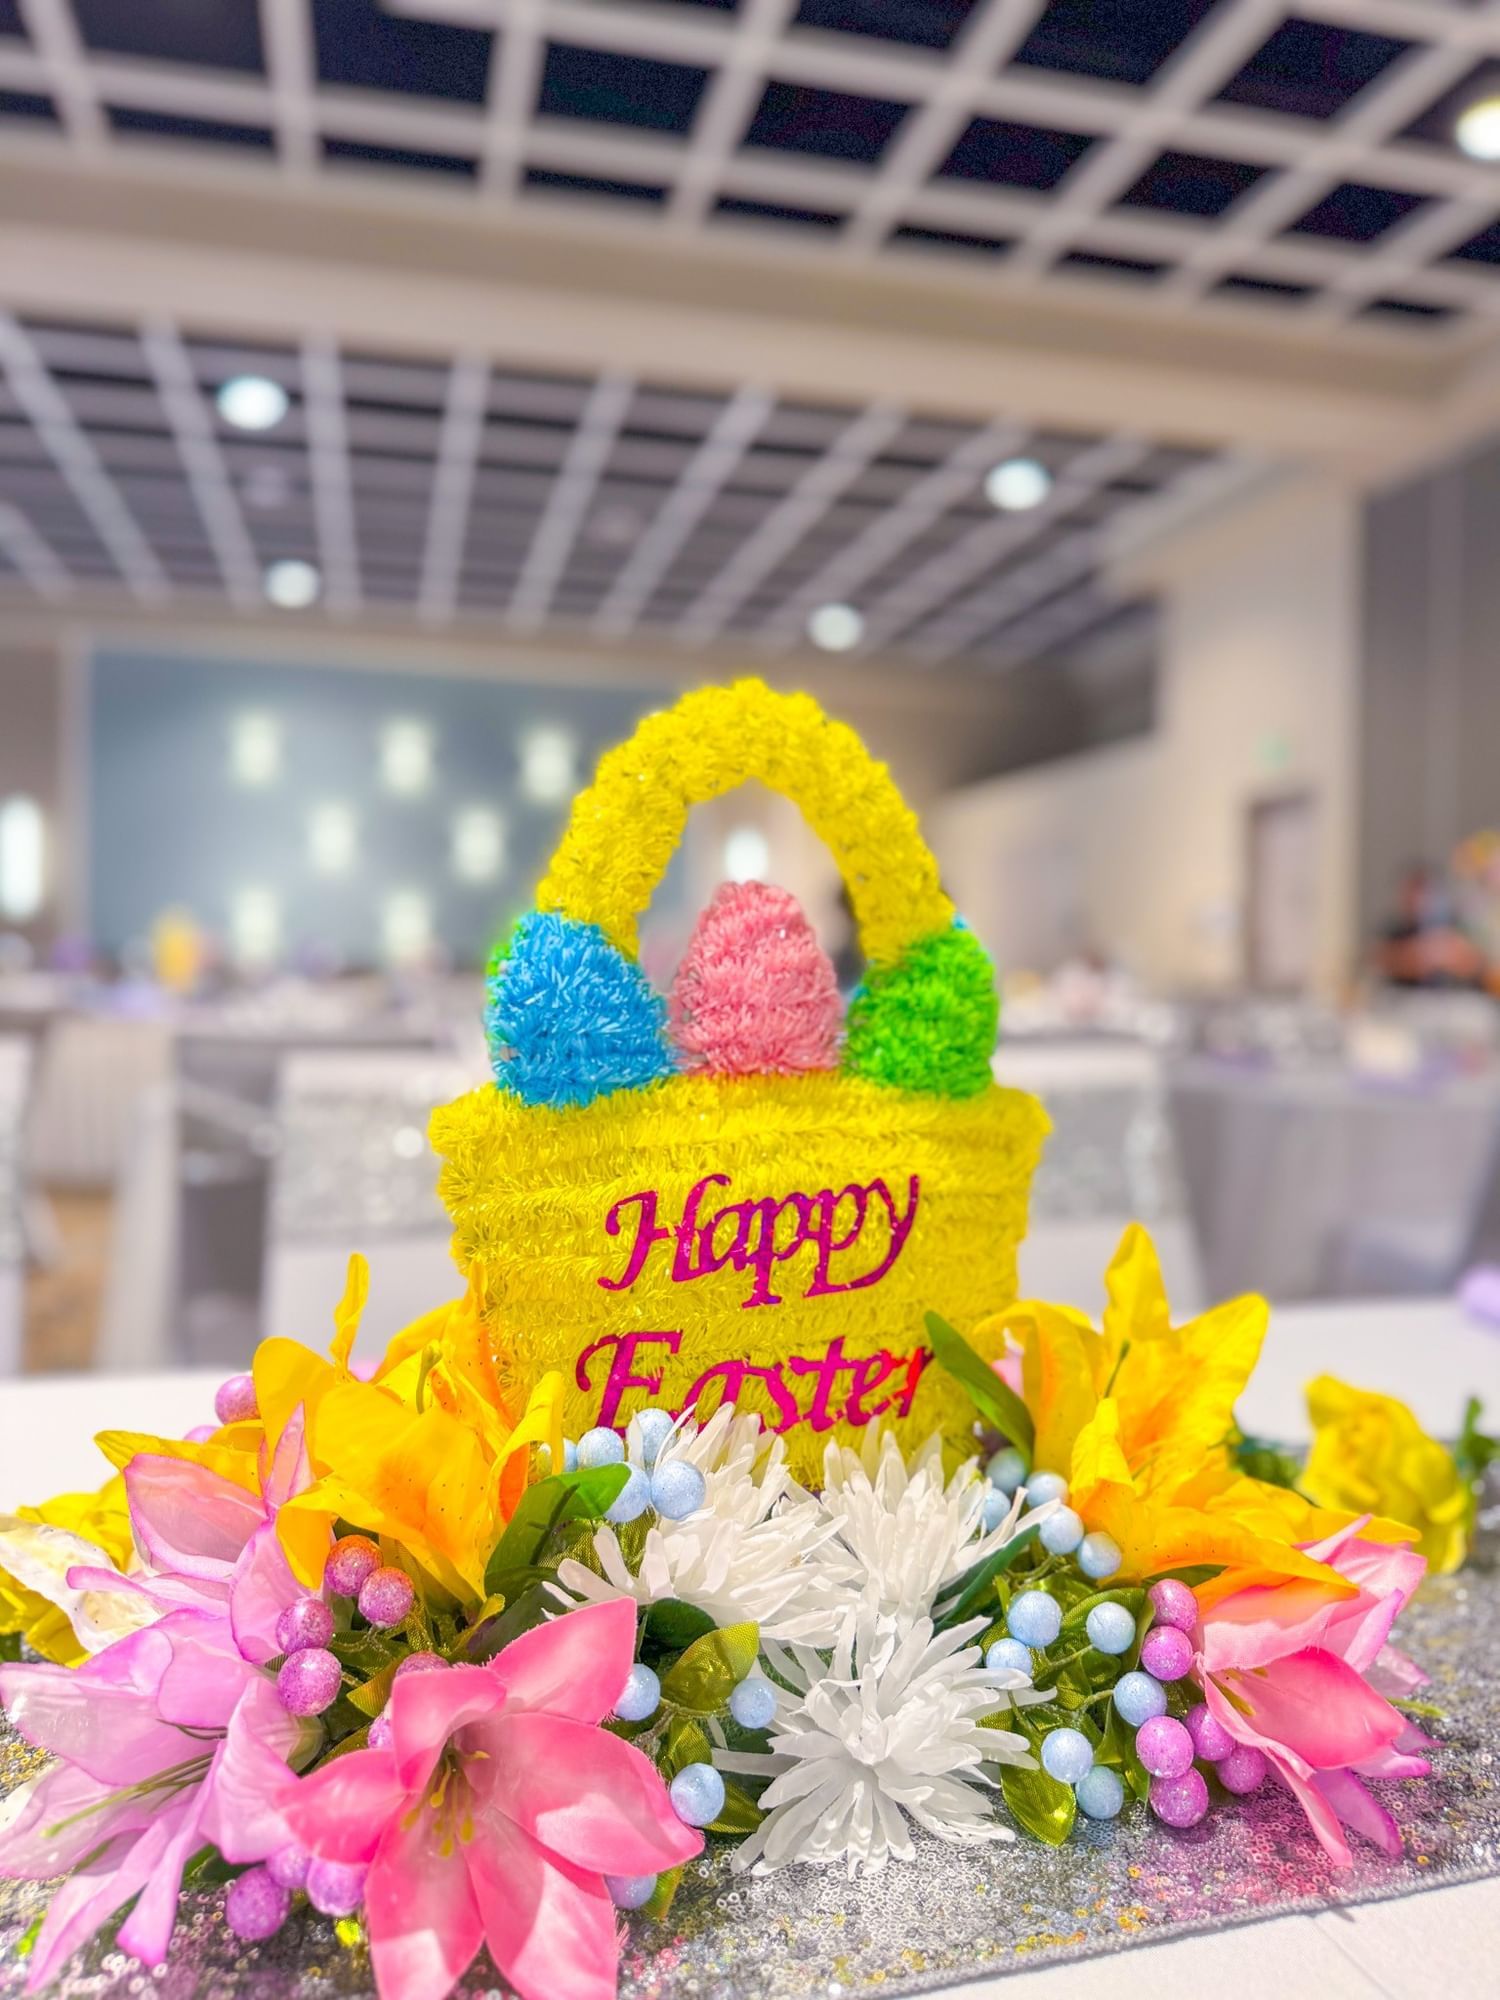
xmin=536 ymin=679 xmax=954 ymax=969
xmin=431 ymin=1072 xmax=1048 ymax=1483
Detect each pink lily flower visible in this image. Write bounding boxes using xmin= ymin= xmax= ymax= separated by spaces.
xmin=67 ymin=1414 xmax=318 ymax=1663
xmin=281 ymin=1599 xmax=703 ymax=2000
xmin=1194 ymin=1520 xmax=1432 ymax=1867
xmin=0 ymin=1611 xmax=306 ymax=1988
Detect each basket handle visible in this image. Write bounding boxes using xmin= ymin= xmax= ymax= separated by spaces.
xmin=537 ymin=680 xmax=954 ymax=968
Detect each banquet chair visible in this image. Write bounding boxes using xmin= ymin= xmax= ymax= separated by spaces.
xmin=0 ymin=1035 xmax=32 ymax=1373
xmin=993 ymin=1040 xmax=1203 ymax=1318
xmin=261 ymin=1048 xmax=482 ymax=1366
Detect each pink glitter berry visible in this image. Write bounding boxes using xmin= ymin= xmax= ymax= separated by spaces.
xmin=213 ymin=1372 xmax=259 ymax=1426
xmin=1150 ymin=1767 xmax=1210 ymax=1829
xmin=275 ymin=1596 xmax=334 ymax=1657
xmin=306 ymin=1858 xmax=367 ymax=1918
xmin=325 ymin=1534 xmax=381 ymax=1596
xmin=183 ymin=1423 xmax=217 ymax=1444
xmin=276 ymin=1646 xmax=342 ymax=1716
xmin=1147 ymin=1578 xmax=1198 ymax=1633
xmin=1218 ymin=1744 xmax=1269 ymax=1795
xmin=358 ymin=1566 xmax=415 ymax=1629
xmin=394 ymin=1649 xmax=446 ymax=1678
xmin=669 ymin=881 xmax=842 ymax=1078
xmin=367 ymin=1711 xmax=394 ymax=1749
xmin=1139 ymin=1625 xmax=1193 ymax=1682
xmin=265 ymin=1843 xmax=312 ymax=1892
xmin=1184 ymin=1703 xmax=1236 ymax=1763
xmin=1135 ymin=1713 xmax=1195 ymax=1779
xmin=224 ymin=1866 xmax=290 ymax=1941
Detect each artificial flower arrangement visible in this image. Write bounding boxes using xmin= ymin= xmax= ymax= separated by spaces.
xmin=1 ymin=680 xmax=1492 ymax=1998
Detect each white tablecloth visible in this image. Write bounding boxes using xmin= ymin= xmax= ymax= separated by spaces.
xmin=4 ymin=1301 xmax=1499 ymax=1996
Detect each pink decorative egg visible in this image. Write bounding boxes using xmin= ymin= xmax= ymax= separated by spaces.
xmin=669 ymin=881 xmax=842 ymax=1077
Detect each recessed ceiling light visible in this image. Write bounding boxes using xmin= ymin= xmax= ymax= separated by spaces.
xmin=380 ymin=719 xmax=434 ymax=797
xmin=807 ymin=602 xmax=864 ymax=652
xmin=984 ymin=457 xmax=1052 ymax=512
xmin=520 ymin=725 xmax=577 ymax=804
xmin=452 ymin=805 xmax=506 ymax=883
xmin=229 ymin=712 xmax=281 ymax=788
xmin=1456 ymin=96 xmax=1500 ymax=161
xmin=308 ymin=802 xmax=358 ymax=877
xmin=263 ymin=558 xmax=321 ymax=609
xmin=723 ymin=825 xmax=771 ymax=883
xmin=217 ymin=374 xmax=290 ymax=432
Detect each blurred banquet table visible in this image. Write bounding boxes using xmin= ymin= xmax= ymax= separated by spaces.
xmin=1167 ymin=1056 xmax=1500 ymax=1302
xmin=3 ymin=1299 xmax=1498 ymax=1997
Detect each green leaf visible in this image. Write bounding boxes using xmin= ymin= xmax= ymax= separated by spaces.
xmin=643 ymin=1865 xmax=683 ymax=1921
xmin=1456 ymin=1397 xmax=1498 ymax=1541
xmin=1000 ymin=1762 xmax=1076 ymax=1846
xmin=1060 ymin=1585 xmax=1146 ymax=1635
xmin=934 ymin=1525 xmax=1041 ymax=1630
xmin=925 ymin=1312 xmax=1034 ymax=1459
xmin=660 ymin=1623 xmax=759 ymax=1715
xmin=646 ymin=1599 xmax=718 ymax=1651
xmin=708 ymin=1777 xmax=765 ymax=1837
xmin=1097 ymin=1705 xmax=1151 ymax=1803
xmin=0 ymin=1631 xmax=22 ymax=1663
xmin=347 ymin=1660 xmax=400 ymax=1719
xmin=658 ymin=1716 xmax=712 ymax=1780
xmin=1232 ymin=1431 xmax=1304 ymax=1490
xmin=463 ymin=1580 xmax=553 ymax=1661
xmin=484 ymin=1466 xmax=630 ymax=1593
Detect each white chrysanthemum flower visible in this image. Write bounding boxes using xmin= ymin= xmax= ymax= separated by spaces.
xmin=721 ymin=1605 xmax=1046 ymax=1878
xmin=552 ymin=1406 xmax=859 ymax=1642
xmin=817 ymin=1428 xmax=1047 ymax=1629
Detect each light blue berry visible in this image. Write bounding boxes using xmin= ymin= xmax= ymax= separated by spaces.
xmin=728 ymin=1675 xmax=777 ymax=1730
xmin=540 ymin=1437 xmax=579 ymax=1475
xmin=1024 ymin=1470 xmax=1069 ymax=1507
xmin=1085 ymin=1602 xmax=1137 ymax=1656
xmin=1077 ymin=1531 xmax=1122 ymax=1581
xmin=613 ymin=1662 xmax=661 ymax=1723
xmin=668 ymin=1762 xmax=725 ymax=1829
xmin=985 ymin=1447 xmax=1027 ymax=1494
xmin=606 ymin=1467 xmax=652 ymax=1524
xmin=1006 ymin=1589 xmax=1062 ymax=1649
xmin=1038 ymin=1505 xmax=1085 ymax=1556
xmin=984 ymin=1638 xmax=1033 ymax=1677
xmin=606 ymin=1874 xmax=656 ymax=1910
xmin=578 ymin=1426 xmax=625 ymax=1469
xmin=981 ymin=1487 xmax=1011 ymax=1532
xmin=1112 ymin=1670 xmax=1167 ymax=1726
xmin=1075 ymin=1765 xmax=1126 ymax=1820
xmin=632 ymin=1408 xmax=676 ymax=1469
xmin=649 ymin=1460 xmax=706 ymax=1522
xmin=1040 ymin=1726 xmax=1094 ymax=1785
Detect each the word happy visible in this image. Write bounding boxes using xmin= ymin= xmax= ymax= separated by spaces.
xmin=598 ymin=1170 xmax=921 ymax=1310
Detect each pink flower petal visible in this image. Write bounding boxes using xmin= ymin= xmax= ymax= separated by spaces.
xmin=0 ymin=1641 xmax=186 ymax=1785
xmin=154 ymin=1610 xmax=259 ymax=1728
xmin=64 ymin=1565 xmax=229 ymax=1618
xmin=1216 ymin=1647 xmax=1404 ymax=1772
xmin=1266 ymin=1754 xmax=1353 ymax=1868
xmin=114 ymin=1798 xmax=206 ymax=1968
xmin=473 ymin=1712 xmax=703 ymax=1876
xmin=389 ymin=1664 xmax=505 ymax=1795
xmin=281 ymin=1748 xmax=411 ymax=1866
xmin=124 ymin=1455 xmax=264 ymax=1580
xmin=0 ymin=1765 xmax=154 ymax=1880
xmin=364 ymin=1800 xmax=484 ymax=2000
xmin=199 ymin=1680 xmax=304 ymax=1864
xmin=23 ymin=1831 xmax=167 ymax=1991
xmin=466 ymin=1810 xmax=620 ymax=2000
xmin=1314 ymin=1768 xmax=1403 ymax=1859
xmin=488 ymin=1599 xmax=637 ymax=1726
xmin=229 ymin=1523 xmax=307 ymax=1666
xmin=1368 ymin=1642 xmax=1430 ymax=1700
xmin=263 ymin=1405 xmax=313 ymax=1511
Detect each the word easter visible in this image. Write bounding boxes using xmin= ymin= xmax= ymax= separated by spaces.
xmin=576 ymin=1328 xmax=932 ymax=1438
xmin=598 ymin=1170 xmax=921 ymax=1309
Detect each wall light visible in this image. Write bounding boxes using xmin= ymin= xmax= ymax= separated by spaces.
xmin=1457 ymin=96 xmax=1500 ymax=160
xmin=723 ymin=825 xmax=771 ymax=884
xmin=217 ymin=375 xmax=290 ymax=432
xmin=382 ymin=890 xmax=432 ymax=967
xmin=0 ymin=795 xmax=45 ymax=921
xmin=229 ymin=712 xmax=281 ymax=788
xmin=452 ymin=805 xmax=506 ymax=884
xmin=229 ymin=886 xmax=280 ymax=969
xmin=807 ymin=602 xmax=864 ymax=652
xmin=380 ymin=719 xmax=434 ymax=797
xmin=263 ymin=558 xmax=321 ymax=609
xmin=985 ymin=457 xmax=1052 ymax=512
xmin=308 ymin=802 xmax=358 ymax=877
xmin=519 ymin=724 xmax=577 ymax=805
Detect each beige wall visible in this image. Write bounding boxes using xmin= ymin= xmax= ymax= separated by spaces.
xmin=931 ymin=479 xmax=1362 ymax=996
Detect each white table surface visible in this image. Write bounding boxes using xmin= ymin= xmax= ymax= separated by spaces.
xmin=3 ymin=1304 xmax=1498 ymax=1996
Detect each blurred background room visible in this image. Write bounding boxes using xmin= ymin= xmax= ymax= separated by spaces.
xmin=5 ymin=0 xmax=1500 ymax=1392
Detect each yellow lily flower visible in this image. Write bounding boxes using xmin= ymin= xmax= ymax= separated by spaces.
xmin=1301 ymin=1375 xmax=1470 ymax=1575
xmin=0 ymin=1475 xmax=135 ymax=1665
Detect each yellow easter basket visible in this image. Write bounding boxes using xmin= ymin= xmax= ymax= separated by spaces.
xmin=431 ymin=680 xmax=1047 ymax=1480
